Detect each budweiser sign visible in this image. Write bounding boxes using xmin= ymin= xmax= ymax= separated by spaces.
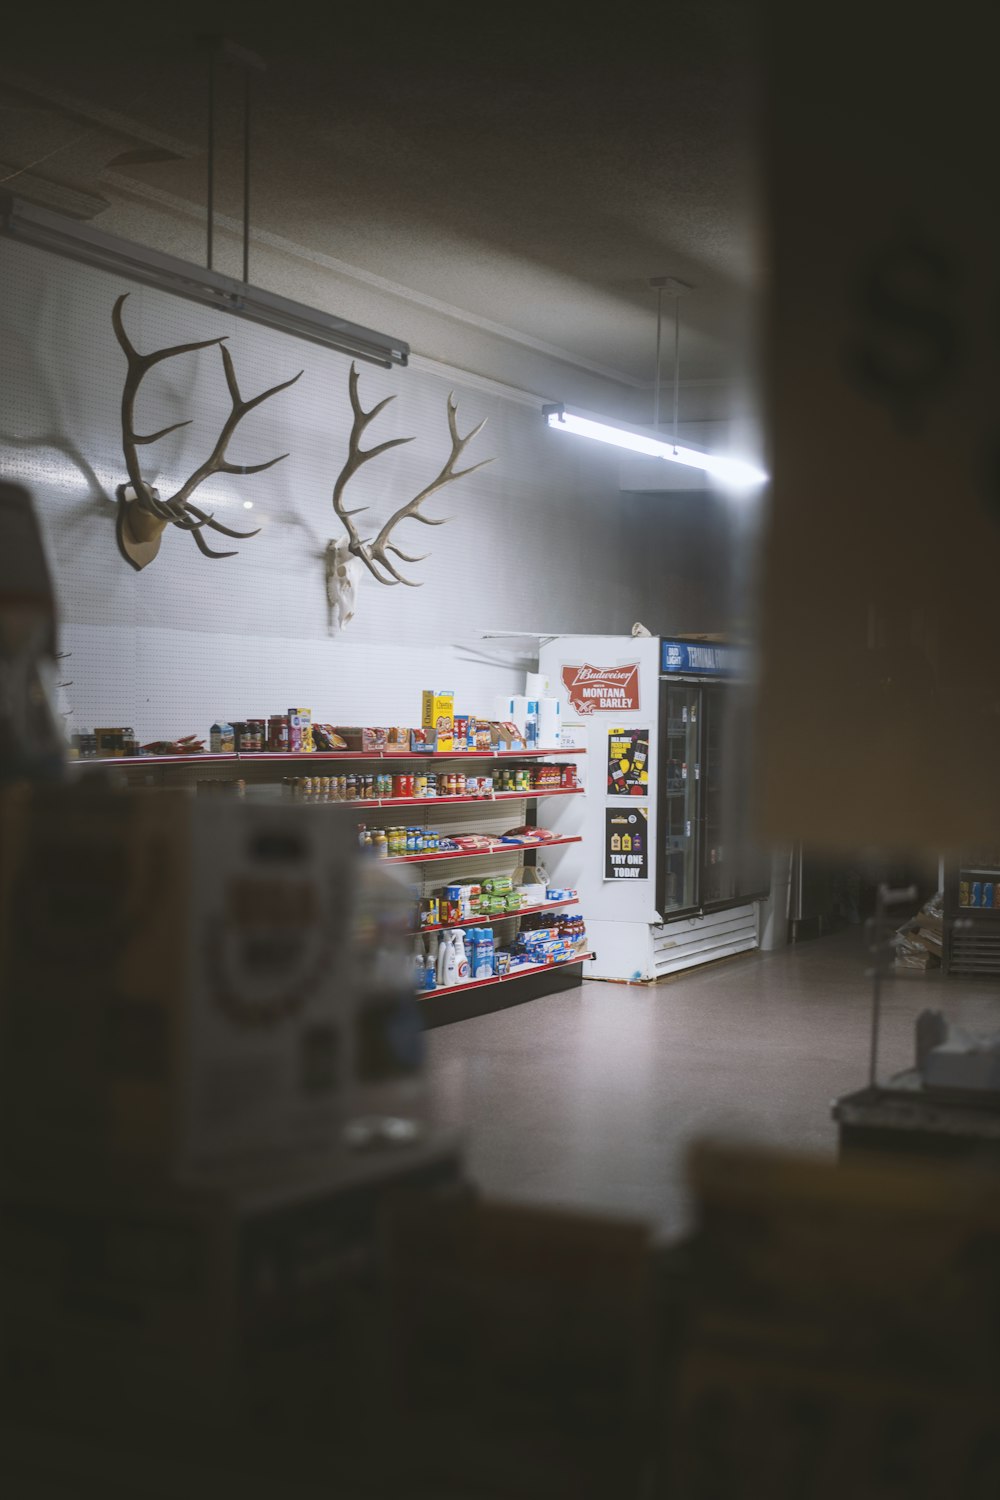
xmin=561 ymin=662 xmax=640 ymax=714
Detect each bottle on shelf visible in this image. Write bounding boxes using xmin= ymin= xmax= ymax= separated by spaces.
xmin=444 ymin=931 xmax=459 ymax=987
xmin=469 ymin=926 xmax=495 ymax=979
xmin=454 ymin=929 xmax=471 ymax=982
xmin=436 ymin=930 xmax=451 ymax=988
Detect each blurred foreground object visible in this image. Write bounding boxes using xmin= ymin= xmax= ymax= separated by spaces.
xmin=0 ymin=786 xmax=362 ymax=1182
xmin=384 ymin=1194 xmax=654 ymax=1500
xmin=758 ymin=2 xmax=1000 ymax=849
xmin=662 ymin=1140 xmax=1000 ymax=1498
xmin=0 ymin=482 xmax=64 ymax=783
xmin=0 ymin=781 xmax=462 ymax=1484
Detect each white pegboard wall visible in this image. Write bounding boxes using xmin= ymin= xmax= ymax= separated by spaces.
xmin=1 ymin=237 xmax=705 ymax=741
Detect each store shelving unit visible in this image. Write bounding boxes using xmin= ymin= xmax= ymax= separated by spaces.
xmin=71 ymin=743 xmax=590 ymax=1024
xmin=942 ymin=855 xmax=1000 ymax=974
xmin=420 ymin=952 xmax=595 ymax=1027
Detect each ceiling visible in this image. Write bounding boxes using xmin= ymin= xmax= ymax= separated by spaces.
xmin=1 ymin=2 xmax=761 ymax=415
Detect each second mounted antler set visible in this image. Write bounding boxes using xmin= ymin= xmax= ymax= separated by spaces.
xmin=111 ymin=296 xmax=493 ymax=588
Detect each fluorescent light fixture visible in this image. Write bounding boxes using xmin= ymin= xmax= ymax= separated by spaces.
xmin=543 ymin=405 xmax=767 ymax=489
xmin=0 ymin=192 xmax=409 ymax=369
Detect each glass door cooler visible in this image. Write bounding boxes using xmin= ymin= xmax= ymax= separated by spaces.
xmin=942 ymin=847 xmax=1000 ymax=973
xmin=656 ymin=641 xmax=769 ymax=922
xmin=658 ymin=680 xmax=700 ymax=915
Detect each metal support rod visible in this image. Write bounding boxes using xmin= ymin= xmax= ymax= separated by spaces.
xmin=672 ymin=296 xmax=680 ymax=453
xmin=653 ymin=283 xmax=663 ymax=430
xmin=242 ymin=68 xmax=251 ymax=285
xmin=868 ymin=966 xmax=882 ymax=1087
xmin=867 ymin=882 xmax=919 ymax=1086
xmin=206 ymin=47 xmax=216 ymax=271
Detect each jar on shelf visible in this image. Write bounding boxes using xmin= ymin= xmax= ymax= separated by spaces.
xmin=267 ymin=714 xmax=290 ymax=752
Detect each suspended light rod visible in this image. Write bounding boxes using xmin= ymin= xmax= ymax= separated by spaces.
xmin=0 ymin=192 xmax=409 ymax=368
xmin=543 ymin=406 xmax=767 ymax=490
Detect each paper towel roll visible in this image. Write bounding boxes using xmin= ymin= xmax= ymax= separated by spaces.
xmin=524 ymin=671 xmax=547 ymax=698
xmin=496 ymin=695 xmax=530 ymax=734
xmin=537 ymin=696 xmax=561 ymax=748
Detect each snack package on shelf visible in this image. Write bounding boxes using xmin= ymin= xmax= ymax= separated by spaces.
xmin=444 ymin=884 xmax=483 ymax=920
xmin=501 ymin=825 xmax=558 ymax=844
xmin=491 ymin=721 xmax=526 ymax=752
xmin=288 ymin=708 xmax=313 ymax=752
xmin=418 ymin=896 xmax=441 ymax=928
xmin=311 ymin=724 xmax=348 ymax=751
xmin=453 ymin=714 xmax=471 ymax=750
xmin=333 ymin=726 xmax=386 ymax=753
xmin=141 ymin=735 xmax=204 ymax=756
xmin=95 ymin=727 xmax=139 ymax=757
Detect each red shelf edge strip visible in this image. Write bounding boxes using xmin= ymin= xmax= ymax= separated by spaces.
xmin=386 ymin=835 xmax=582 ymax=865
xmin=71 ymin=746 xmax=586 ymax=770
xmin=417 ymin=953 xmax=595 ymax=1000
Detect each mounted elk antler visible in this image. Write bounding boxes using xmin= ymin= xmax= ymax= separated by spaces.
xmin=111 ymin=293 xmax=302 ymax=571
xmin=329 ymin=361 xmax=493 ymax=591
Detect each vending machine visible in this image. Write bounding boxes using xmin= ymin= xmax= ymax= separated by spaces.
xmin=537 ymin=634 xmax=769 ymax=981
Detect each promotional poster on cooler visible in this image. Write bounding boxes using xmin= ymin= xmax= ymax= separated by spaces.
xmin=537 ymin=635 xmax=662 ymax=981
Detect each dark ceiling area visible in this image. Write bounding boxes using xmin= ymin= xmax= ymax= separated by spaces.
xmin=2 ymin=2 xmax=762 ymax=392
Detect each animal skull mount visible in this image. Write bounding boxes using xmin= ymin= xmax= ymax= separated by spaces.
xmin=111 ymin=292 xmax=303 ymax=571
xmin=329 ymin=362 xmax=493 ymax=608
xmin=324 ymin=536 xmax=364 ymax=632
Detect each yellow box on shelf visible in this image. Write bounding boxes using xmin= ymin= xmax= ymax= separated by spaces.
xmin=421 ymin=690 xmax=454 ymax=752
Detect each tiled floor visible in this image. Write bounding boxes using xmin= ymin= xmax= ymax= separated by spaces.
xmin=425 ymin=927 xmax=1000 ymax=1240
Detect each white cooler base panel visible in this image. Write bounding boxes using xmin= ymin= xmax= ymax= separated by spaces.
xmin=652 ymin=904 xmax=759 ymax=977
xmin=582 ymin=904 xmax=759 ymax=982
